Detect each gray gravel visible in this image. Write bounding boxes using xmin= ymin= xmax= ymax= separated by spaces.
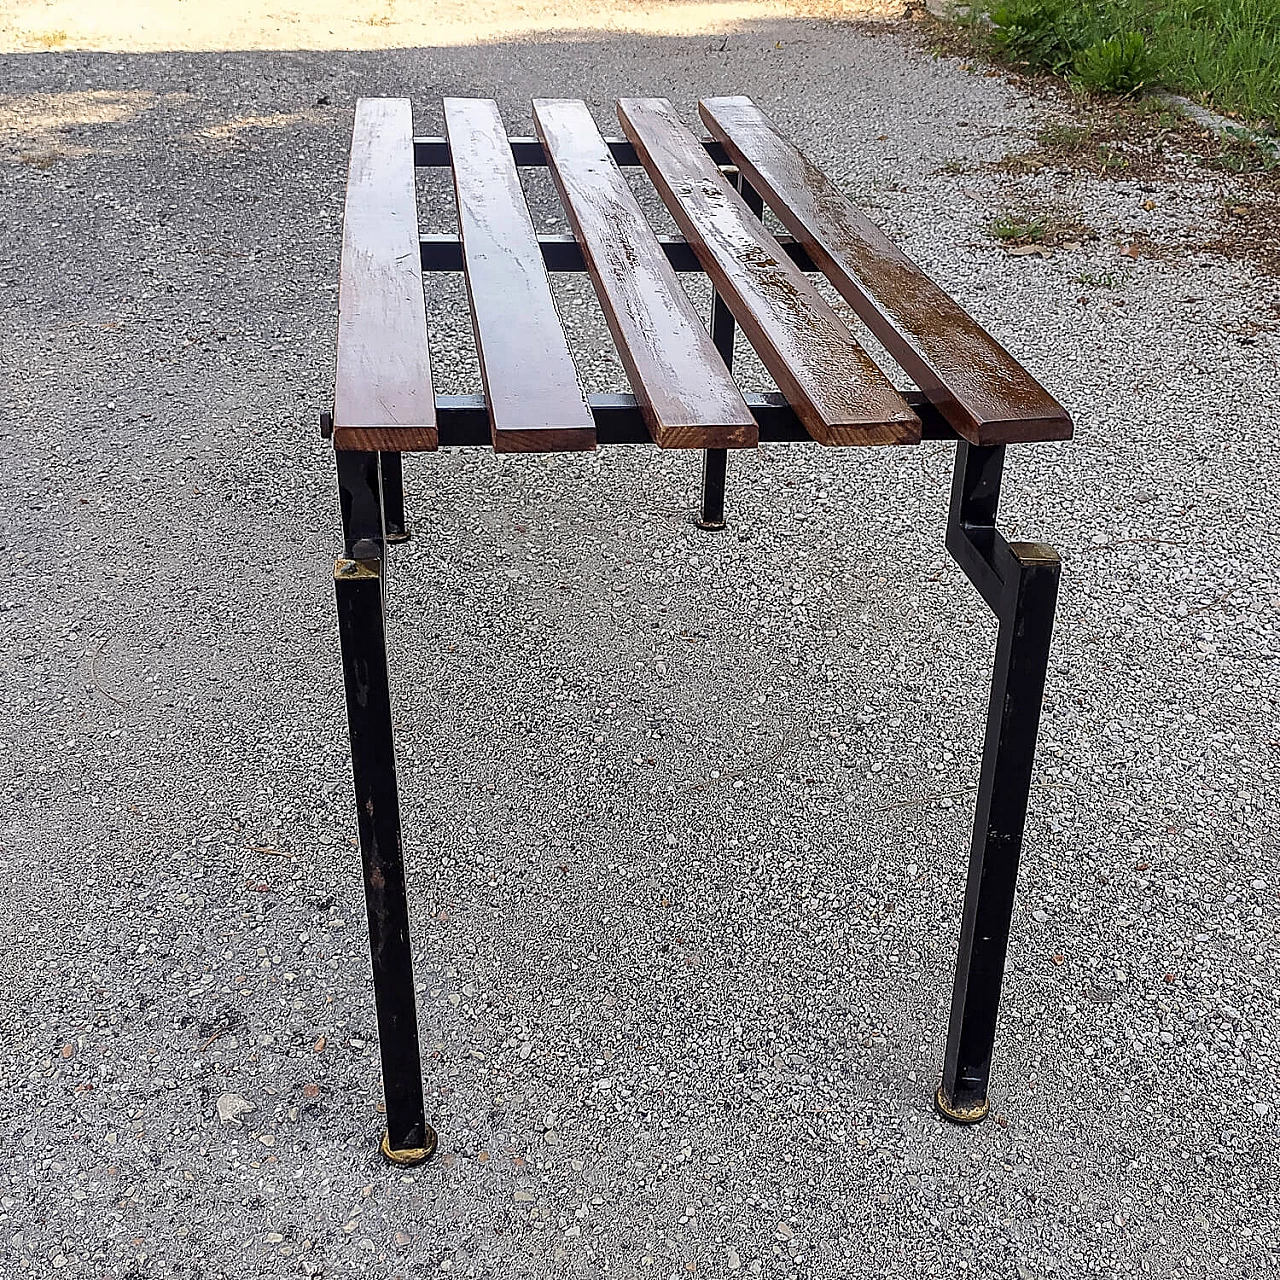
xmin=2 ymin=15 xmax=1279 ymax=1280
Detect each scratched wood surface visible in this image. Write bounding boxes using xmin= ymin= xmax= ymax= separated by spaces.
xmin=333 ymin=98 xmax=437 ymax=452
xmin=533 ymin=98 xmax=756 ymax=450
xmin=617 ymin=97 xmax=918 ymax=448
xmin=699 ymin=97 xmax=1073 ymax=447
xmin=444 ymin=97 xmax=595 ymax=454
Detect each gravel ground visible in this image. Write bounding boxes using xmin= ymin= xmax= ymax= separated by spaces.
xmin=2 ymin=11 xmax=1279 ymax=1280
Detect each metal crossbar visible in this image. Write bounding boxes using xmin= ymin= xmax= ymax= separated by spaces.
xmin=329 ymin=99 xmax=1068 ymax=1163
xmin=418 ymin=231 xmax=817 ymax=274
xmin=412 ymin=134 xmax=731 ymax=167
xmin=422 ymin=391 xmax=955 ymax=447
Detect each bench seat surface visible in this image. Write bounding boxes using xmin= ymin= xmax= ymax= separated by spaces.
xmin=333 ymin=95 xmax=1071 ymax=453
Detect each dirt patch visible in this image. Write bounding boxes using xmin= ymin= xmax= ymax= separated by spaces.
xmin=997 ymin=96 xmax=1279 ymax=184
xmin=1200 ymin=199 xmax=1280 ymax=276
xmin=997 ymin=101 xmax=1191 ymax=182
xmin=997 ymin=101 xmax=1280 ymax=272
xmin=912 ymin=11 xmax=1280 ymax=274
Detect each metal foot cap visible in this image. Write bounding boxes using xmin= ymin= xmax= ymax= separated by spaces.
xmin=695 ymin=517 xmax=726 ymax=531
xmin=380 ymin=1127 xmax=438 ymax=1166
xmin=385 ymin=529 xmax=411 ymax=545
xmin=934 ymin=1086 xmax=989 ymax=1125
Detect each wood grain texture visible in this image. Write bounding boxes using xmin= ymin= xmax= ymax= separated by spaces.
xmin=617 ymin=97 xmax=918 ymax=448
xmin=334 ymin=97 xmax=437 ymax=452
xmin=532 ymin=98 xmax=756 ymax=450
xmin=444 ymin=97 xmax=595 ymax=454
xmin=699 ymin=97 xmax=1073 ymax=446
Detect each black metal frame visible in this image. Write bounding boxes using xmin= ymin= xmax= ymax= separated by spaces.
xmin=332 ymin=136 xmax=1062 ymax=1161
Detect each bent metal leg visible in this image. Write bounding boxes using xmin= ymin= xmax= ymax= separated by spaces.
xmin=937 ymin=442 xmax=1062 ymax=1122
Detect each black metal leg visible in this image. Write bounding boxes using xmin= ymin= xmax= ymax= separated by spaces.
xmin=334 ymin=556 xmax=435 ymax=1163
xmin=937 ymin=442 xmax=1061 ymax=1122
xmin=337 ymin=449 xmax=386 ymax=561
xmin=380 ymin=451 xmax=409 ymax=544
xmin=698 ymin=447 xmax=728 ymax=531
xmin=333 ymin=444 xmax=433 ymax=1163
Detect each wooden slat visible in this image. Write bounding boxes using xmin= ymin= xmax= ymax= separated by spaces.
xmin=616 ymin=98 xmax=918 ymax=448
xmin=699 ymin=97 xmax=1073 ymax=447
xmin=334 ymin=98 xmax=436 ymax=452
xmin=444 ymin=98 xmax=595 ymax=453
xmin=532 ymin=99 xmax=756 ymax=451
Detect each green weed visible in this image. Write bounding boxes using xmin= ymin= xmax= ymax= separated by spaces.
xmin=1073 ymin=269 xmax=1125 ymax=286
xmin=1203 ymin=129 xmax=1280 ymax=172
xmin=989 ymin=211 xmax=1054 ymax=241
xmin=987 ymin=0 xmax=1091 ymax=72
xmin=970 ymin=0 xmax=1280 ymax=125
xmin=1095 ymin=141 xmax=1131 ymax=169
xmin=1072 ymin=33 xmax=1154 ymax=94
xmin=1037 ymin=119 xmax=1090 ymax=148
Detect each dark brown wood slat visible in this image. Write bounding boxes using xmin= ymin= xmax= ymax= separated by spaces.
xmin=699 ymin=97 xmax=1073 ymax=447
xmin=334 ymin=98 xmax=436 ymax=452
xmin=616 ymin=97 xmax=918 ymax=448
xmin=532 ymin=99 xmax=756 ymax=451
xmin=444 ymin=98 xmax=595 ymax=454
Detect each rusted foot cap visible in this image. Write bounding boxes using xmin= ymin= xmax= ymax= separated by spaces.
xmin=380 ymin=1127 xmax=438 ymax=1166
xmin=695 ymin=517 xmax=727 ymax=531
xmin=385 ymin=529 xmax=411 ymax=545
xmin=934 ymin=1086 xmax=989 ymax=1125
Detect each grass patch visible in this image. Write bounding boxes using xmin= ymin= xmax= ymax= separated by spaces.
xmin=1203 ymin=128 xmax=1280 ymax=172
xmin=990 ymin=210 xmax=1053 ymax=240
xmin=987 ymin=206 xmax=1095 ymax=249
xmin=963 ymin=0 xmax=1280 ymax=126
xmin=927 ymin=7 xmax=1280 ymax=274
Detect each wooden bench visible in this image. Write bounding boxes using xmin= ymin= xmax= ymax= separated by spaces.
xmin=327 ymin=96 xmax=1072 ymax=1165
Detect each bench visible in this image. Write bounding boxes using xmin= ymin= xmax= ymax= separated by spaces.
xmin=327 ymin=96 xmax=1072 ymax=1165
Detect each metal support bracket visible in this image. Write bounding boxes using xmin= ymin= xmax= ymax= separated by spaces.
xmin=380 ymin=452 xmax=410 ymax=543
